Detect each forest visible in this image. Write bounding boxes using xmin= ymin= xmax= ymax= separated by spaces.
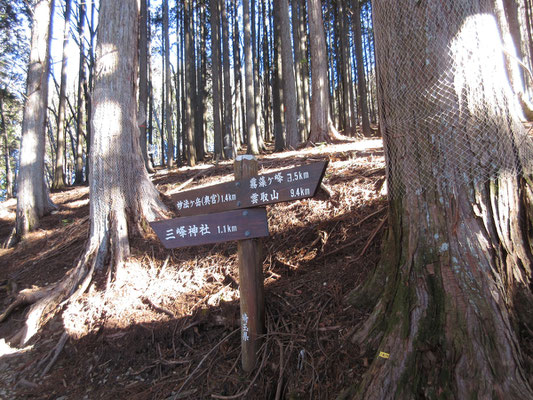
xmin=2 ymin=0 xmax=533 ymax=399
xmin=0 ymin=0 xmax=376 ymax=196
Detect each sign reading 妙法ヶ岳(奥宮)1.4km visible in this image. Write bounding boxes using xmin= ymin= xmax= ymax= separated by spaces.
xmin=169 ymin=160 xmax=328 ymax=217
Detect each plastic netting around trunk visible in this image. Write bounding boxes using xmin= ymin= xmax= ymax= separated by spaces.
xmin=373 ymin=0 xmax=533 ymax=198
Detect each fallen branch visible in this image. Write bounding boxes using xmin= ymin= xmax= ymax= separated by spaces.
xmin=39 ymin=332 xmax=68 ymax=377
xmin=359 ymin=216 xmax=387 ymax=258
xmin=142 ymin=297 xmax=176 ymax=319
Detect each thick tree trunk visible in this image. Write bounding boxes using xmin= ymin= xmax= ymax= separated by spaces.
xmin=346 ymin=1 xmax=533 ymax=398
xmin=15 ymin=0 xmax=56 ymax=238
xmin=11 ymin=0 xmax=167 ymax=346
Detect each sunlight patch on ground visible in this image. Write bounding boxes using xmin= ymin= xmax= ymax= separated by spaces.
xmin=0 ymin=339 xmax=32 ymax=357
xmin=0 ymin=198 xmax=16 ymax=220
xmin=62 ymin=258 xmax=239 ymax=338
xmin=262 ymin=139 xmax=383 ymax=161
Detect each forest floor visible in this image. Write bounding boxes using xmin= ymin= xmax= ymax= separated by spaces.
xmin=0 ymin=138 xmax=387 ymax=400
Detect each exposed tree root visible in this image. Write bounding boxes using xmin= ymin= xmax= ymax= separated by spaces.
xmin=0 ymin=285 xmax=53 ymax=323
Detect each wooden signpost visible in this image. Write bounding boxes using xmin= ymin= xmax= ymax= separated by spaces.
xmin=150 ymin=158 xmax=328 ymax=372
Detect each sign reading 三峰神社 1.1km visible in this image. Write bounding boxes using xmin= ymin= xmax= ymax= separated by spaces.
xmin=150 ymin=208 xmax=269 ymax=249
xmin=171 ymin=161 xmax=328 ymax=217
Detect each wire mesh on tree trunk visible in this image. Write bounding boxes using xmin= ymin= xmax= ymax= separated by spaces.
xmin=374 ymin=1 xmax=533 ymax=198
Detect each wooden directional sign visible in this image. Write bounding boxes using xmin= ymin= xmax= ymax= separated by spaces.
xmin=171 ymin=161 xmax=328 ymax=216
xmin=150 ymin=208 xmax=269 ymax=249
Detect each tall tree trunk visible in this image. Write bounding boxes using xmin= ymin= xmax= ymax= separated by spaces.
xmin=139 ymin=0 xmax=155 ymax=173
xmin=211 ymin=0 xmax=224 ymax=159
xmin=52 ymin=0 xmax=72 ymax=189
xmin=244 ymin=0 xmax=260 ymax=154
xmin=291 ymin=0 xmax=305 ymax=141
xmin=163 ymin=0 xmax=173 ymax=168
xmin=338 ymin=0 xmax=356 ymax=135
xmin=273 ymin=0 xmax=286 ymax=151
xmin=221 ymin=0 xmax=234 ymax=159
xmin=278 ymin=0 xmax=300 ymax=149
xmin=184 ymin=0 xmax=197 ymax=166
xmin=195 ymin=0 xmax=206 ymax=161
xmin=233 ymin=0 xmax=246 ymax=149
xmin=74 ymin=0 xmax=86 ymax=184
xmin=352 ymin=0 xmax=371 ymax=136
xmin=345 ymin=1 xmax=533 ymax=398
xmin=307 ymin=0 xmax=339 ymax=144
xmin=11 ymin=0 xmax=168 ymax=346
xmin=251 ymin=0 xmax=264 ymax=151
xmin=262 ymin=0 xmax=272 ymax=143
xmin=15 ymin=0 xmax=56 ymax=238
xmin=84 ymin=0 xmax=96 ymax=182
xmin=0 ymin=95 xmax=13 ymax=198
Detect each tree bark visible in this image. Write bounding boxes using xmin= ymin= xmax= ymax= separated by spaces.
xmin=211 ymin=0 xmax=224 ymax=159
xmin=346 ymin=1 xmax=533 ymax=398
xmin=15 ymin=0 xmax=56 ymax=238
xmin=11 ymin=0 xmax=168 ymax=346
xmin=244 ymin=0 xmax=260 ymax=154
xmin=278 ymin=0 xmax=300 ymax=149
xmin=52 ymin=0 xmax=71 ymax=189
xmin=307 ymin=0 xmax=340 ymax=144
xmin=338 ymin=0 xmax=356 ymax=136
xmin=163 ymin=0 xmax=173 ymax=168
xmin=0 ymin=95 xmax=13 ymax=198
xmin=221 ymin=0 xmax=234 ymax=159
xmin=233 ymin=0 xmax=246 ymax=149
xmin=272 ymin=0 xmax=286 ymax=151
xmin=74 ymin=0 xmax=86 ymax=184
xmin=352 ymin=0 xmax=371 ymax=137
xmin=184 ymin=0 xmax=197 ymax=166
xmin=139 ymin=0 xmax=155 ymax=173
xmin=195 ymin=0 xmax=206 ymax=161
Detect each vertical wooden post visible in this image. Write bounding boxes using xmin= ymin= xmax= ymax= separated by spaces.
xmin=234 ymin=155 xmax=265 ymax=372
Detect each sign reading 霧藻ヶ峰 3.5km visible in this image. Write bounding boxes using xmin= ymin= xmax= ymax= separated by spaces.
xmin=170 ymin=161 xmax=328 ymax=217
xmin=149 ymin=160 xmax=328 ymax=249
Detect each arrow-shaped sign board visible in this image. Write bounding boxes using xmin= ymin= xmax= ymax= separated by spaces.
xmin=171 ymin=161 xmax=328 ymax=217
xmin=150 ymin=208 xmax=269 ymax=249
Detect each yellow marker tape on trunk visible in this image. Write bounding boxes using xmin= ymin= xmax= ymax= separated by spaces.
xmin=378 ymin=351 xmax=390 ymax=359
